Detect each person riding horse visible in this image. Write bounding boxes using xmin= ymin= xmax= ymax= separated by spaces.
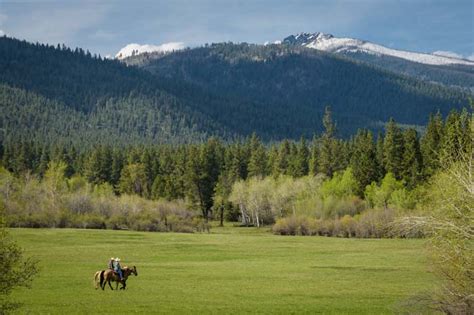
xmin=108 ymin=257 xmax=114 ymax=270
xmin=113 ymin=257 xmax=124 ymax=281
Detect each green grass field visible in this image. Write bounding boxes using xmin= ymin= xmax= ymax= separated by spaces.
xmin=10 ymin=228 xmax=435 ymax=314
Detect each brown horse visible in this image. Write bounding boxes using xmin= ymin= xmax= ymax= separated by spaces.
xmin=94 ymin=266 xmax=137 ymax=290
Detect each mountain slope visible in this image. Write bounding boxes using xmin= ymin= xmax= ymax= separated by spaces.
xmin=0 ymin=37 xmax=229 ymax=145
xmin=283 ymin=32 xmax=473 ymax=66
xmin=128 ymin=42 xmax=471 ymax=138
xmin=0 ymin=37 xmax=472 ymax=145
xmin=282 ymin=33 xmax=474 ymax=89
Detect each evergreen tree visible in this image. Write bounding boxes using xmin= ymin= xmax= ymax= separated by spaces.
xmin=110 ymin=149 xmax=124 ymax=188
xmin=402 ymin=128 xmax=423 ymax=189
xmin=273 ymin=140 xmax=291 ymax=176
xmin=247 ymin=133 xmax=267 ymax=178
xmin=383 ymin=118 xmax=404 ymax=180
xmin=421 ymin=112 xmax=443 ymax=177
xmin=292 ymin=137 xmax=309 ymax=177
xmin=441 ymin=110 xmax=464 ymax=163
xmin=350 ymin=130 xmax=378 ymax=197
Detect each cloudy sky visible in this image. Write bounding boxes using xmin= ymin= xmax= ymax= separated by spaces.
xmin=1 ymin=0 xmax=473 ymax=59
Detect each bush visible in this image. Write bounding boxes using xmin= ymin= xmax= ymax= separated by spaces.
xmin=272 ymin=216 xmax=318 ymax=236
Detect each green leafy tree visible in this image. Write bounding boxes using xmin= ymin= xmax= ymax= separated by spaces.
xmin=0 ymin=214 xmax=39 ymax=313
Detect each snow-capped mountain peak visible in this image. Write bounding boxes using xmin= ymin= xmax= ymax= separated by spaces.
xmin=282 ymin=32 xmax=474 ymax=66
xmin=115 ymin=42 xmax=185 ymax=59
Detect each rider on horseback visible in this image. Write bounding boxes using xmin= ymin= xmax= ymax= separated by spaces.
xmin=108 ymin=257 xmax=114 ymax=270
xmin=113 ymin=257 xmax=124 ymax=281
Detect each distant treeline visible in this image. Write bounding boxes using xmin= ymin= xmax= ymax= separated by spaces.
xmin=1 ymin=108 xmax=471 ymax=224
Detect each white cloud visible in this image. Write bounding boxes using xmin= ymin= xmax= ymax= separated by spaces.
xmin=468 ymin=54 xmax=474 ymax=61
xmin=0 ymin=30 xmax=5 ymax=36
xmin=432 ymin=50 xmax=463 ymax=59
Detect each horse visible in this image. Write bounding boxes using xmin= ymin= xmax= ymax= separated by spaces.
xmin=94 ymin=266 xmax=137 ymax=290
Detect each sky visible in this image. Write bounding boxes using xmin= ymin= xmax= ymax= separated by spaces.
xmin=1 ymin=0 xmax=473 ymax=59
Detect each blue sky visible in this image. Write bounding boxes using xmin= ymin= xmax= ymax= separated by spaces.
xmin=1 ymin=0 xmax=473 ymax=59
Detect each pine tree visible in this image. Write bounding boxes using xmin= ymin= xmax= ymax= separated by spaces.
xmin=402 ymin=128 xmax=423 ymax=189
xmin=247 ymin=133 xmax=267 ymax=178
xmin=110 ymin=149 xmax=124 ymax=188
xmin=421 ymin=112 xmax=443 ymax=177
xmin=292 ymin=137 xmax=309 ymax=177
xmin=441 ymin=110 xmax=464 ymax=163
xmin=185 ymin=138 xmax=222 ymax=221
xmin=383 ymin=118 xmax=404 ymax=180
xmin=37 ymin=146 xmax=50 ymax=177
xmin=273 ymin=140 xmax=291 ymax=176
xmin=350 ymin=130 xmax=378 ymax=196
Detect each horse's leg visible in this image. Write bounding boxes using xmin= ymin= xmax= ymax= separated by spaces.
xmin=101 ymin=276 xmax=107 ymax=290
xmin=115 ymin=280 xmax=119 ymax=290
xmin=108 ymin=279 xmax=114 ymax=290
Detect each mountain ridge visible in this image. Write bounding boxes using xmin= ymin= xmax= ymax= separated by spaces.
xmin=282 ymin=32 xmax=474 ymax=66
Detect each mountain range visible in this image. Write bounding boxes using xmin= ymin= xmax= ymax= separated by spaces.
xmin=0 ymin=34 xmax=472 ymax=147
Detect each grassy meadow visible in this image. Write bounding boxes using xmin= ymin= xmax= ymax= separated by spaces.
xmin=10 ymin=228 xmax=435 ymax=314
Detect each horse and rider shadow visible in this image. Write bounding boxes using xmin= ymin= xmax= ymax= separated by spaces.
xmin=94 ymin=257 xmax=138 ymax=290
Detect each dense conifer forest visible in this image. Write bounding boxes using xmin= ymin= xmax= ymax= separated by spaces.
xmin=1 ymin=37 xmax=472 ymax=146
xmin=1 ymin=107 xmax=471 ymax=233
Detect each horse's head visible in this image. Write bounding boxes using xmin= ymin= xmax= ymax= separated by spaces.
xmin=132 ymin=266 xmax=138 ymax=276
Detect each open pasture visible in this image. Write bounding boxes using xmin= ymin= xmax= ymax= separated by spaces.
xmin=10 ymin=228 xmax=435 ymax=314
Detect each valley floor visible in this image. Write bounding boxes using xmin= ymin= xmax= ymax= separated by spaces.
xmin=10 ymin=228 xmax=435 ymax=314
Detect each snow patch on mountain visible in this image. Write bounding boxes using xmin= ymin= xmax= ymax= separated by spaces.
xmin=116 ymin=42 xmax=185 ymax=59
xmin=283 ymin=33 xmax=474 ymax=66
xmin=432 ymin=50 xmax=464 ymax=59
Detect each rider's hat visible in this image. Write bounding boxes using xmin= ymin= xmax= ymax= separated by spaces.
xmin=115 ymin=258 xmax=121 ymax=261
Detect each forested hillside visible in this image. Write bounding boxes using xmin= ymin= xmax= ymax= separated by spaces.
xmin=0 ymin=37 xmax=229 ymax=145
xmin=128 ymin=43 xmax=472 ymax=138
xmin=1 ymin=37 xmax=471 ymax=147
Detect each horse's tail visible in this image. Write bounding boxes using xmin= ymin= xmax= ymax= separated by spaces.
xmin=99 ymin=270 xmax=105 ymax=288
xmin=94 ymin=271 xmax=100 ymax=289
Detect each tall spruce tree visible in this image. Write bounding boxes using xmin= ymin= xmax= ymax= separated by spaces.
xmin=421 ymin=112 xmax=443 ymax=177
xmin=350 ymin=130 xmax=378 ymax=197
xmin=383 ymin=118 xmax=404 ymax=180
xmin=247 ymin=133 xmax=267 ymax=178
xmin=441 ymin=110 xmax=464 ymax=163
xmin=273 ymin=140 xmax=291 ymax=176
xmin=402 ymin=128 xmax=423 ymax=189
xmin=292 ymin=137 xmax=309 ymax=177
